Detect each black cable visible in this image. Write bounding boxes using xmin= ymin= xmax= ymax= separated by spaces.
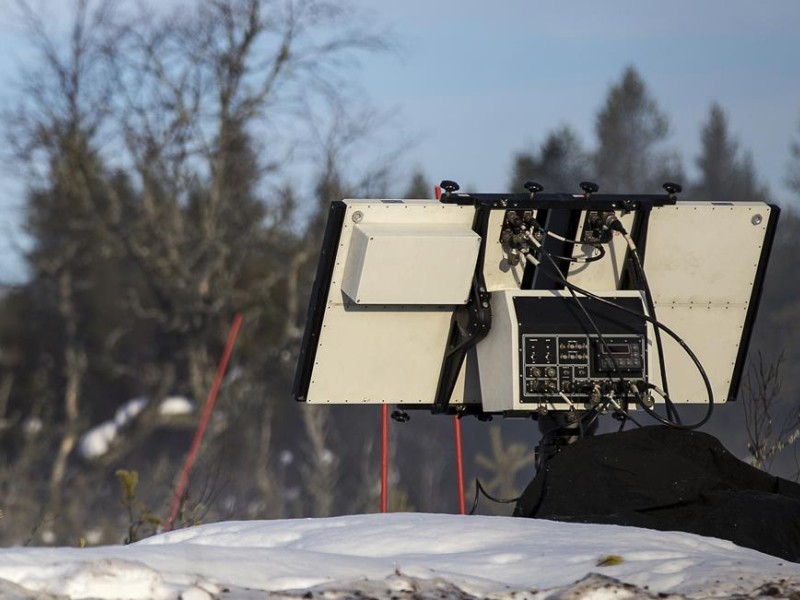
xmin=543 ymin=229 xmax=599 ymax=247
xmin=468 ymin=478 xmax=522 ymax=515
xmin=523 ymin=241 xmax=639 ymax=425
xmin=527 ymin=463 xmax=550 ymax=518
xmin=530 ymin=234 xmax=714 ymax=430
xmin=624 ymin=234 xmax=681 ymax=424
xmin=529 ymin=242 xmax=640 ymax=425
xmin=605 ymin=395 xmax=644 ymax=428
xmin=565 ymin=279 xmax=713 ymax=429
xmin=605 ymin=218 xmax=678 ymax=423
xmin=547 ymin=244 xmax=606 ymax=264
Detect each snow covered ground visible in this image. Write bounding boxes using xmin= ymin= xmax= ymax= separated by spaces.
xmin=0 ymin=513 xmax=797 ymax=600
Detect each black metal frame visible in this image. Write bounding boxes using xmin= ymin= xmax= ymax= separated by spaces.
xmin=726 ymin=204 xmax=781 ymax=402
xmin=292 ymin=201 xmax=347 ymax=402
xmin=429 ymin=190 xmax=675 ymax=415
xmin=441 ymin=191 xmax=677 ymax=211
xmin=432 ymin=206 xmax=493 ymax=413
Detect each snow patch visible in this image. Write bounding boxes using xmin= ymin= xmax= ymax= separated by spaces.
xmin=0 ymin=514 xmax=797 ymax=600
xmin=78 ymin=421 xmax=118 ymax=459
xmin=78 ymin=396 xmax=195 ymax=459
xmin=114 ymin=396 xmax=148 ymax=427
xmin=159 ymin=396 xmax=194 ymax=416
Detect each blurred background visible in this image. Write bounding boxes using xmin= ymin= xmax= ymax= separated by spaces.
xmin=0 ymin=0 xmax=798 ymax=546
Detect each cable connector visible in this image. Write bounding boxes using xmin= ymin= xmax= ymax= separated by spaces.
xmin=605 ymin=214 xmax=628 ymax=235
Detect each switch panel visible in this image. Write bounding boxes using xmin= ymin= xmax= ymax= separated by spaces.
xmin=514 ymin=295 xmax=648 ymax=407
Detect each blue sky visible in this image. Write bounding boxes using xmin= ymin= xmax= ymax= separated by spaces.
xmin=1 ymin=0 xmax=800 ymax=283
xmin=351 ymin=0 xmax=800 ymax=196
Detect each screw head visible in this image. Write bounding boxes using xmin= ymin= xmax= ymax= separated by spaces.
xmin=751 ymin=214 xmax=763 ymax=226
xmin=352 ymin=211 xmax=364 ymax=223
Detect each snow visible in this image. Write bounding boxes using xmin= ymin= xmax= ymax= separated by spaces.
xmin=77 ymin=421 xmax=118 ymax=459
xmin=114 ymin=397 xmax=148 ymax=427
xmin=158 ymin=396 xmax=194 ymax=417
xmin=78 ymin=396 xmax=195 ymax=459
xmin=0 ymin=513 xmax=797 ymax=599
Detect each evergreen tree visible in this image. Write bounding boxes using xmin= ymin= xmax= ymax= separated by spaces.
xmin=787 ymin=119 xmax=800 ymax=196
xmin=693 ymin=103 xmax=769 ymax=202
xmin=403 ymin=169 xmax=431 ymax=199
xmin=509 ymin=126 xmax=589 ymax=193
xmin=593 ymin=66 xmax=682 ymax=193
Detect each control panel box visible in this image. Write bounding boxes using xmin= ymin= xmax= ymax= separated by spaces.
xmin=478 ymin=291 xmax=650 ymax=413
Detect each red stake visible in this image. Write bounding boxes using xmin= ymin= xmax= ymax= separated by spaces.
xmin=165 ymin=313 xmax=244 ymax=531
xmin=380 ymin=404 xmax=389 ymax=512
xmin=453 ymin=415 xmax=466 ymax=515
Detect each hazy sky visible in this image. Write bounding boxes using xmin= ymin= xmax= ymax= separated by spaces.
xmin=351 ymin=0 xmax=800 ymax=196
xmin=1 ymin=0 xmax=799 ymax=283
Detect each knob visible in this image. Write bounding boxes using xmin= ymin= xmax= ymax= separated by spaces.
xmin=663 ymin=182 xmax=682 ymax=197
xmin=579 ymin=181 xmax=599 ymax=197
xmin=391 ymin=410 xmax=410 ymax=423
xmin=524 ymin=181 xmax=544 ymax=196
xmin=440 ymin=180 xmax=460 ymax=195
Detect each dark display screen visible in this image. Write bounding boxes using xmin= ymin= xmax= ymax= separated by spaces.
xmin=606 ymin=344 xmax=631 ymax=355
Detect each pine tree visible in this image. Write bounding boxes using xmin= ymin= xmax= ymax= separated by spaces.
xmin=693 ymin=103 xmax=769 ymax=202
xmin=509 ymin=126 xmax=589 ymax=193
xmin=593 ymin=67 xmax=682 ymax=193
xmin=787 ymin=119 xmax=800 ymax=196
xmin=403 ymin=169 xmax=431 ymax=199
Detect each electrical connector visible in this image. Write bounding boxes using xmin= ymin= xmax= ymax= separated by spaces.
xmin=605 ymin=214 xmax=628 ymax=235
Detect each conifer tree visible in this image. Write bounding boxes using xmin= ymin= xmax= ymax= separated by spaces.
xmin=509 ymin=126 xmax=589 ymax=193
xmin=593 ymin=67 xmax=682 ymax=192
xmin=787 ymin=120 xmax=800 ymax=196
xmin=403 ymin=169 xmax=431 ymax=199
xmin=693 ymin=103 xmax=769 ymax=202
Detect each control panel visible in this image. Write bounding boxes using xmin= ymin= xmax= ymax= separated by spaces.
xmin=522 ymin=334 xmax=645 ymax=400
xmin=513 ymin=294 xmax=648 ymax=408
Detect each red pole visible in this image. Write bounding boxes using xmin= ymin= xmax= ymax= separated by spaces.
xmin=453 ymin=416 xmax=466 ymax=515
xmin=380 ymin=404 xmax=389 ymax=512
xmin=165 ymin=313 xmax=243 ymax=531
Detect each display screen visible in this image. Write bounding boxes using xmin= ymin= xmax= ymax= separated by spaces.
xmin=606 ymin=344 xmax=631 ymax=355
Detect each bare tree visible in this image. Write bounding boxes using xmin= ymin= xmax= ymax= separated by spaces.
xmin=474 ymin=426 xmax=535 ymax=515
xmin=743 ymin=352 xmax=800 ymax=477
xmin=2 ymin=0 xmax=392 ymax=542
xmin=4 ymin=0 xmax=123 ymax=528
xmin=300 ymin=405 xmax=339 ymax=516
